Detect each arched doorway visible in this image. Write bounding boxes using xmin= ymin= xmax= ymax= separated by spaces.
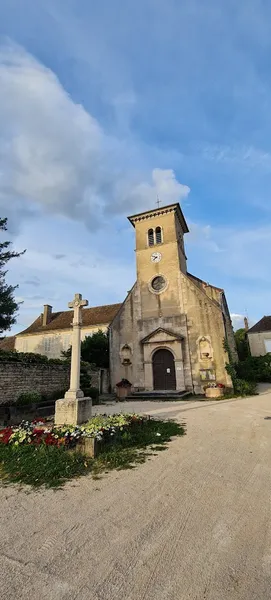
xmin=152 ymin=349 xmax=176 ymax=390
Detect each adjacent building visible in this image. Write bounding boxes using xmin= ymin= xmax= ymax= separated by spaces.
xmin=247 ymin=316 xmax=271 ymax=357
xmin=14 ymin=303 xmax=121 ymax=359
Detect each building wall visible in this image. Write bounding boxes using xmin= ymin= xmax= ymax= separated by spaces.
xmin=15 ymin=324 xmax=109 ymax=359
xmin=0 ymin=362 xmax=70 ymax=405
xmin=248 ymin=331 xmax=271 ymax=356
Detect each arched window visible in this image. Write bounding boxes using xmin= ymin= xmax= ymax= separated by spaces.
xmin=155 ymin=226 xmax=162 ymax=244
xmin=148 ymin=228 xmax=154 ymax=246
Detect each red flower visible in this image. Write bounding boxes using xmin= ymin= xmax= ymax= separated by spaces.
xmin=0 ymin=427 xmax=13 ymax=444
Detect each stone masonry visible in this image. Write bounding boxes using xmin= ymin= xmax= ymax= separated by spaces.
xmin=0 ymin=362 xmax=70 ymax=405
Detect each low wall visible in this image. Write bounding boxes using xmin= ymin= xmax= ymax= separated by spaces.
xmin=0 ymin=362 xmax=109 ymax=405
xmin=0 ymin=362 xmax=70 ymax=405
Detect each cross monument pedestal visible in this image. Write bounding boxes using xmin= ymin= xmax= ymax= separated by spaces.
xmin=55 ymin=293 xmax=92 ymax=426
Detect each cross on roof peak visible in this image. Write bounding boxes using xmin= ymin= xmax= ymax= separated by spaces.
xmin=156 ymin=196 xmax=161 ymax=209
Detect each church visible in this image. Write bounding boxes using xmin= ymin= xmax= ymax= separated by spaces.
xmin=8 ymin=202 xmax=236 ymax=395
xmin=109 ymin=202 xmax=235 ymax=394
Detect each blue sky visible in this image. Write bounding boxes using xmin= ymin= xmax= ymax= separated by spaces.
xmin=0 ymin=0 xmax=271 ymax=333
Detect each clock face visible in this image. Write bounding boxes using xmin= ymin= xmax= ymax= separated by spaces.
xmin=151 ymin=252 xmax=162 ymax=263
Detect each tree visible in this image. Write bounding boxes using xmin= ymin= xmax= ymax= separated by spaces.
xmin=62 ymin=329 xmax=109 ymax=368
xmin=0 ymin=218 xmax=25 ymax=336
xmin=234 ymin=328 xmax=250 ymax=361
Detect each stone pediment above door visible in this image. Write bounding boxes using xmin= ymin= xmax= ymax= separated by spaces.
xmin=140 ymin=327 xmax=184 ymax=345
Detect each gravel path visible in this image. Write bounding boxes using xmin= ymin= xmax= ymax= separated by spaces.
xmin=1 ymin=391 xmax=271 ymax=599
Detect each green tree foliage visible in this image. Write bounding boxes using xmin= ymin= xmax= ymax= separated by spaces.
xmin=0 ymin=218 xmax=25 ymax=335
xmin=236 ymin=354 xmax=271 ymax=383
xmin=62 ymin=329 xmax=109 ymax=368
xmin=234 ymin=328 xmax=250 ymax=361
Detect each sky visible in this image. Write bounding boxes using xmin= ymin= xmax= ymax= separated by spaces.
xmin=0 ymin=0 xmax=271 ymax=333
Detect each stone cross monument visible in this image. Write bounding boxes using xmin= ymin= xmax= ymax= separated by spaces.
xmin=54 ymin=293 xmax=92 ymax=426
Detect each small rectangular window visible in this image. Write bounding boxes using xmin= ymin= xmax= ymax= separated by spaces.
xmin=264 ymin=339 xmax=271 ymax=353
xmin=44 ymin=337 xmax=52 ymax=352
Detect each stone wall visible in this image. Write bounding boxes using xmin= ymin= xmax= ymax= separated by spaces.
xmin=0 ymin=362 xmax=70 ymax=405
xmin=248 ymin=331 xmax=271 ymax=357
xmin=0 ymin=362 xmax=109 ymax=405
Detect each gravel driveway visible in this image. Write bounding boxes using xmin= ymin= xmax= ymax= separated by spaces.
xmin=1 ymin=390 xmax=271 ymax=600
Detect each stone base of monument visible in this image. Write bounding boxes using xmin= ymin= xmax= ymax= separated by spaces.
xmin=54 ymin=396 xmax=92 ymax=426
xmin=75 ymin=437 xmax=101 ymax=458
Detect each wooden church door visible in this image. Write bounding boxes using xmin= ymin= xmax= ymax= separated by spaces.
xmin=152 ymin=349 xmax=176 ymax=390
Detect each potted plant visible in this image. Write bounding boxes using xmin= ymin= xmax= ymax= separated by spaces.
xmin=204 ymin=382 xmax=225 ymax=399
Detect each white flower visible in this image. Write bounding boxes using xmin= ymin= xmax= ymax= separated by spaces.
xmin=156 ymin=433 xmax=161 ymax=437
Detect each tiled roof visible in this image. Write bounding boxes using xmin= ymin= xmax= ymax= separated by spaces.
xmin=0 ymin=335 xmax=16 ymax=351
xmin=248 ymin=316 xmax=271 ymax=334
xmin=17 ymin=303 xmax=122 ymax=336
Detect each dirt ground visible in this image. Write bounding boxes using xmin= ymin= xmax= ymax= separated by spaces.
xmin=1 ymin=388 xmax=271 ymax=600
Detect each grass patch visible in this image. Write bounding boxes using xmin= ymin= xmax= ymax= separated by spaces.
xmin=0 ymin=418 xmax=185 ymax=489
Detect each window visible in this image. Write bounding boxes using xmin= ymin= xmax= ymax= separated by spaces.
xmin=155 ymin=226 xmax=162 ymax=244
xmin=151 ymin=275 xmax=166 ymax=292
xmin=62 ymin=335 xmax=71 ymax=351
xmin=148 ymin=228 xmax=154 ymax=246
xmin=44 ymin=337 xmax=52 ymax=352
xmin=22 ymin=340 xmax=28 ymax=353
xmin=264 ymin=339 xmax=271 ymax=353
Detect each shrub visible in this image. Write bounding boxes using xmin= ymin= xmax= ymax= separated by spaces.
xmin=236 ymin=354 xmax=271 ymax=383
xmin=41 ymin=388 xmax=68 ymax=402
xmin=0 ymin=349 xmax=66 ymax=365
xmin=234 ymin=379 xmax=257 ymax=397
xmin=16 ymin=391 xmax=42 ymax=406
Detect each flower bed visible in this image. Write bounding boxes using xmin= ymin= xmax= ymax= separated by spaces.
xmin=0 ymin=414 xmax=145 ymax=449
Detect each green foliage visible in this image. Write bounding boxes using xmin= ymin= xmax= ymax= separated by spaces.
xmin=0 ymin=218 xmax=25 ymax=335
xmin=224 ymin=337 xmax=257 ymax=397
xmin=0 ymin=349 xmax=66 ymax=365
xmin=233 ymin=379 xmax=257 ymax=396
xmin=234 ymin=328 xmax=250 ymax=361
xmin=235 ymin=354 xmax=271 ymax=383
xmin=0 ymin=418 xmax=185 ymax=488
xmin=41 ymin=388 xmax=68 ymax=402
xmin=16 ymin=391 xmax=42 ymax=406
xmin=0 ymin=444 xmax=92 ymax=488
xmin=62 ymin=329 xmax=109 ymax=368
xmin=88 ymin=386 xmax=99 ymax=400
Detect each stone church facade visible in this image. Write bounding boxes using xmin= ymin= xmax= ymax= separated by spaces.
xmin=1 ymin=202 xmax=236 ymax=395
xmin=109 ymin=203 xmax=236 ymax=394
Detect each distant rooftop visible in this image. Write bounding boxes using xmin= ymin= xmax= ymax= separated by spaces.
xmin=17 ymin=303 xmax=122 ymax=336
xmin=248 ymin=316 xmax=271 ymax=334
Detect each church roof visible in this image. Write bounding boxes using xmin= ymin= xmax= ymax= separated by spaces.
xmin=17 ymin=303 xmax=122 ymax=336
xmin=247 ymin=316 xmax=271 ymax=334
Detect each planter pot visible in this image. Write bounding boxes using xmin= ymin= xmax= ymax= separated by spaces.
xmin=116 ymin=385 xmax=131 ymax=400
xmin=205 ymin=387 xmax=224 ymax=399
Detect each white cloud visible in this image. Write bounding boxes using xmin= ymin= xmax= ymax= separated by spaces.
xmin=230 ymin=313 xmax=245 ymax=330
xmin=0 ymin=41 xmax=190 ymax=230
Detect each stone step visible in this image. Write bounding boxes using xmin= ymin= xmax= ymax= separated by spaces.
xmin=125 ymin=391 xmax=191 ymax=401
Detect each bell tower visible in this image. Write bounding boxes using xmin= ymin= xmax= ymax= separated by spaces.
xmin=128 ymin=203 xmax=189 ymax=319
